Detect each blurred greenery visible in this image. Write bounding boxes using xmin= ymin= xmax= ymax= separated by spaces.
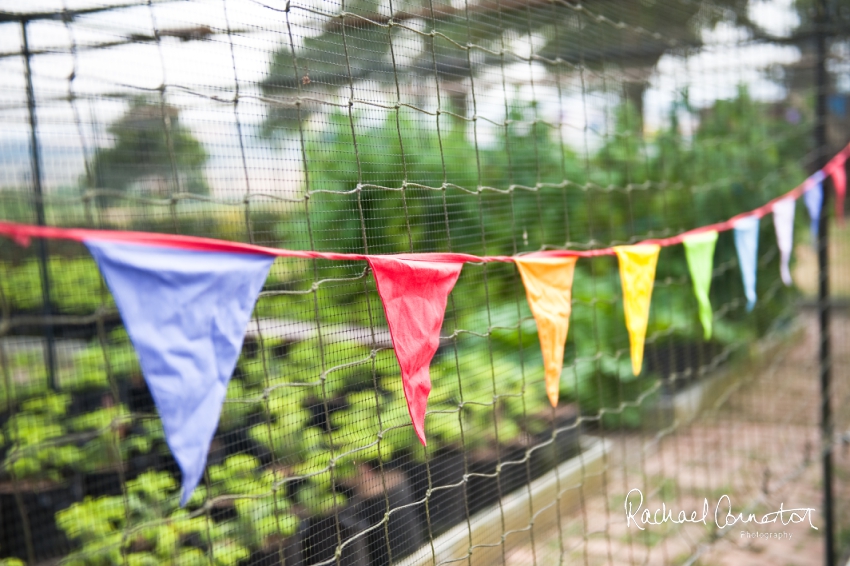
xmin=2 ymin=393 xmax=78 ymax=481
xmin=88 ymin=98 xmax=209 ymax=202
xmin=0 ymin=256 xmax=111 ymax=315
xmin=260 ymin=0 xmax=748 ymax=130
xmin=57 ymin=471 xmax=251 ymax=566
xmin=0 ymin=86 xmax=815 ymax=562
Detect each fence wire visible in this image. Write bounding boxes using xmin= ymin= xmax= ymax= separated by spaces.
xmin=0 ymin=0 xmax=848 ymax=565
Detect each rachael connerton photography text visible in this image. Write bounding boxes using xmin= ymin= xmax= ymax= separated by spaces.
xmin=624 ymin=489 xmax=818 ymax=531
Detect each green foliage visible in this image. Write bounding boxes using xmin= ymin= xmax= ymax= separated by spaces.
xmin=231 ymin=495 xmax=299 ymax=551
xmin=0 ymin=331 xmax=139 ymax=403
xmin=329 ymin=390 xmax=396 ymax=464
xmin=247 ymin=387 xmax=310 ymax=459
xmin=65 ymin=341 xmax=141 ymax=392
xmin=209 ymin=455 xmax=299 ymax=549
xmin=2 ymin=394 xmax=79 ymax=481
xmin=260 ymin=0 xmax=745 ymax=130
xmin=20 ymin=391 xmax=70 ymax=418
xmin=1 ymin=393 xmax=139 ymax=480
xmin=0 ymin=256 xmax=111 ymax=315
xmin=279 ymin=110 xmax=479 ymax=258
xmin=69 ymin=404 xmax=129 ymax=473
xmin=275 ymin=102 xmax=585 ymax=263
xmin=0 ymin=349 xmax=50 ymax=408
xmin=571 ymin=356 xmax=659 ymax=429
xmin=56 ymin=471 xmax=248 ymax=566
xmin=292 ymin=427 xmax=352 ymax=516
xmin=219 ymin=379 xmax=260 ymax=432
xmin=0 ymin=86 xmax=814 ymax=562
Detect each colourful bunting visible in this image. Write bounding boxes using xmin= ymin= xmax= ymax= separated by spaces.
xmin=368 ymin=255 xmax=463 ymax=446
xmin=804 ymin=171 xmax=825 ymax=244
xmin=733 ymin=216 xmax=760 ymax=312
xmin=825 ymin=154 xmax=847 ymax=224
xmin=614 ymin=245 xmax=660 ymax=376
xmin=772 ymin=197 xmax=796 ymax=287
xmin=515 ymin=256 xmax=578 ymax=407
xmin=2 ymin=142 xmax=850 ymax=468
xmin=682 ymin=231 xmax=718 ymax=340
xmin=86 ymin=240 xmax=274 ymax=506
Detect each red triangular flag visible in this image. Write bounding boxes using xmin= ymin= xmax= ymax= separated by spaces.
xmin=368 ymin=255 xmax=463 ymax=445
xmin=826 ymin=154 xmax=847 ymax=224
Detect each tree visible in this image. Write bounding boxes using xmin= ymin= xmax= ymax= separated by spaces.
xmin=259 ymin=0 xmax=750 ymax=132
xmin=88 ymin=97 xmax=209 ymax=201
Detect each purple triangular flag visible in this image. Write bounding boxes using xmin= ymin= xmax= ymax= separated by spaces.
xmin=86 ymin=240 xmax=273 ymax=505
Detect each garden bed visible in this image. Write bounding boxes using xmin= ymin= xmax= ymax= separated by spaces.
xmin=397 ymin=436 xmax=609 ymax=566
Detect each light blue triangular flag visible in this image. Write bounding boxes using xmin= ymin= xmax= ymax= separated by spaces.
xmin=804 ymin=170 xmax=826 ymax=245
xmin=733 ymin=216 xmax=760 ymax=312
xmin=86 ymin=240 xmax=273 ymax=505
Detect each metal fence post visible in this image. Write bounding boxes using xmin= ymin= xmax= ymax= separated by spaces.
xmin=815 ymin=0 xmax=834 ymax=563
xmin=21 ymin=20 xmax=57 ymax=391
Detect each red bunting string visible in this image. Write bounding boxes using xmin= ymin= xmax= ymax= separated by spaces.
xmin=3 ymin=142 xmax=848 ymax=264
xmin=0 ymin=222 xmax=514 ymax=263
xmin=2 ymin=142 xmax=848 ymax=447
xmin=825 ymin=154 xmax=847 ymax=224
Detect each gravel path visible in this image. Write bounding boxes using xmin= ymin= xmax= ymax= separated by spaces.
xmin=503 ymin=311 xmax=850 ymax=566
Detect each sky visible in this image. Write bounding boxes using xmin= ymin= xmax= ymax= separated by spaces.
xmin=0 ymin=0 xmax=811 ymax=196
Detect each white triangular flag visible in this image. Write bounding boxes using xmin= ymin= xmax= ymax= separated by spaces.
xmin=772 ymin=198 xmax=796 ymax=286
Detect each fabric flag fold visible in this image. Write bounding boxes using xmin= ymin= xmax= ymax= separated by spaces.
xmin=772 ymin=197 xmax=796 ymax=287
xmin=368 ymin=256 xmax=463 ymax=446
xmin=86 ymin=240 xmax=274 ymax=506
xmin=682 ymin=231 xmax=718 ymax=340
xmin=733 ymin=216 xmax=760 ymax=312
xmin=614 ymin=245 xmax=660 ymax=376
xmin=804 ymin=170 xmax=826 ymax=244
xmin=515 ymin=256 xmax=578 ymax=407
xmin=825 ymin=154 xmax=847 ymax=224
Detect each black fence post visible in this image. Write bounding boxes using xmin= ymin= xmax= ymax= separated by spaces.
xmin=815 ymin=0 xmax=834 ymax=563
xmin=21 ymin=20 xmax=57 ymax=391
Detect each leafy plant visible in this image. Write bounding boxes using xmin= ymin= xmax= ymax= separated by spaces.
xmin=64 ymin=339 xmax=141 ymax=393
xmin=1 ymin=349 xmax=50 ymax=407
xmin=329 ymin=391 xmax=396 ymax=465
xmin=0 ymin=256 xmax=111 ymax=315
xmin=292 ymin=428 xmax=352 ymax=517
xmin=219 ymin=379 xmax=260 ymax=432
xmin=69 ymin=404 xmax=129 ymax=473
xmin=2 ymin=394 xmax=80 ymax=481
xmin=283 ymin=339 xmax=378 ymax=399
xmin=121 ymin=417 xmax=166 ymax=465
xmin=209 ymin=455 xmax=299 ymax=551
xmin=57 ymin=471 xmax=248 ymax=566
xmin=247 ymin=388 xmax=310 ymax=460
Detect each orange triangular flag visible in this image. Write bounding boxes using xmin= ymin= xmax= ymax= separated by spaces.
xmin=614 ymin=245 xmax=660 ymax=376
xmin=515 ymin=256 xmax=578 ymax=406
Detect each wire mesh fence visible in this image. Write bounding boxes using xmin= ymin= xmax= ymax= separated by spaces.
xmin=0 ymin=0 xmax=848 ymax=565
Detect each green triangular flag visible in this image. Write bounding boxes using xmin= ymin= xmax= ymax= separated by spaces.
xmin=683 ymin=231 xmax=718 ymax=340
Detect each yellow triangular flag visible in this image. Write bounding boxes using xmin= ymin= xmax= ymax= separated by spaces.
xmin=614 ymin=245 xmax=660 ymax=376
xmin=515 ymin=256 xmax=578 ymax=406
